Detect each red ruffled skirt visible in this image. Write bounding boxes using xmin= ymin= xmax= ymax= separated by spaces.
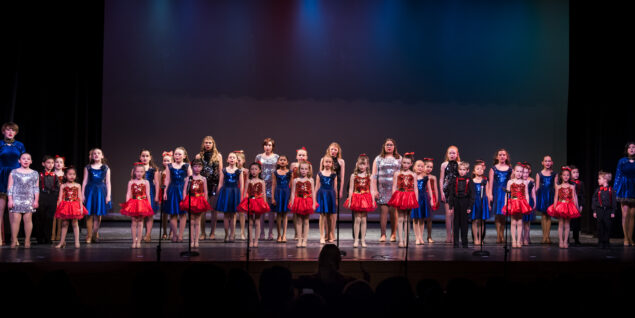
xmin=345 ymin=193 xmax=376 ymax=212
xmin=288 ymin=197 xmax=317 ymax=215
xmin=120 ymin=199 xmax=155 ymax=217
xmin=547 ymin=202 xmax=580 ymax=219
xmin=55 ymin=201 xmax=88 ymax=220
xmin=179 ymin=196 xmax=211 ymax=214
xmin=502 ymin=199 xmax=533 ymax=216
xmin=237 ymin=197 xmax=270 ymax=215
xmin=388 ymin=191 xmax=419 ymax=210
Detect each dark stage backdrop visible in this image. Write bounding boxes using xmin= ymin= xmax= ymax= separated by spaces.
xmin=102 ymin=0 xmax=569 ymax=207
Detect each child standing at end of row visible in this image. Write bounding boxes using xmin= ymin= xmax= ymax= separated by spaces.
xmin=316 ymin=155 xmax=337 ymax=244
xmin=536 ymin=155 xmax=557 ymax=244
xmin=289 ymin=161 xmax=317 ymax=248
xmin=593 ymin=171 xmax=616 ymax=249
xmin=488 ymin=149 xmax=512 ymax=244
xmin=471 ymin=160 xmax=489 ymax=247
xmin=138 ymin=149 xmax=160 ymax=242
xmin=120 ymin=163 xmax=154 ymax=248
xmin=271 ymin=155 xmax=291 ymax=242
xmin=440 ymin=146 xmax=460 ymax=244
xmin=7 ymin=153 xmax=38 ymax=248
xmin=55 ymin=167 xmax=87 ymax=248
xmin=83 ymin=148 xmax=112 ymax=243
xmin=163 ymin=147 xmax=192 ymax=243
xmin=180 ymin=159 xmax=211 ymax=248
xmin=238 ymin=162 xmax=270 ymax=248
xmin=547 ymin=167 xmax=580 ymax=249
xmin=388 ymin=153 xmax=418 ymax=248
xmin=448 ymin=162 xmax=474 ymax=248
xmin=345 ymin=154 xmax=376 ymax=248
xmin=503 ymin=163 xmax=533 ymax=248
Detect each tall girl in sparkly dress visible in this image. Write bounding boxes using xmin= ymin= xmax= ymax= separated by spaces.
xmin=7 ymin=153 xmax=38 ymax=248
xmin=522 ymin=163 xmax=536 ymax=245
xmin=180 ymin=159 xmax=211 ymax=248
xmin=163 ymin=147 xmax=192 ymax=242
xmin=0 ymin=122 xmax=25 ymax=246
xmin=238 ymin=162 xmax=270 ymax=247
xmin=471 ymin=160 xmax=489 ymax=246
xmin=487 ymin=149 xmax=512 ymax=244
xmin=316 ymin=156 xmax=338 ymax=244
xmin=536 ymin=155 xmax=557 ymax=244
xmin=615 ymin=142 xmax=635 ymax=246
xmin=440 ymin=146 xmax=460 ymax=243
xmin=503 ymin=163 xmax=533 ymax=248
xmin=411 ymin=159 xmax=433 ymax=245
xmin=388 ymin=153 xmax=419 ymax=248
xmin=55 ymin=167 xmax=87 ymax=248
xmin=345 ymin=154 xmax=376 ymax=248
xmin=271 ymin=155 xmax=291 ymax=242
xmin=255 ymin=138 xmax=279 ymax=241
xmin=138 ymin=149 xmax=160 ymax=242
xmin=547 ymin=167 xmax=580 ymax=248
xmin=121 ymin=163 xmax=154 ymax=248
xmin=216 ymin=152 xmax=244 ymax=242
xmin=82 ymin=148 xmax=112 ymax=243
xmin=372 ymin=139 xmax=401 ymax=242
xmin=195 ymin=136 xmax=222 ymax=240
xmin=289 ymin=161 xmax=316 ymax=248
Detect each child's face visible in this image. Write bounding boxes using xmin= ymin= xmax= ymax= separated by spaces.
xmin=402 ymin=159 xmax=412 ymax=171
xmin=163 ymin=156 xmax=172 ymax=167
xmin=43 ymin=159 xmax=54 ymax=171
xmin=173 ymin=149 xmax=184 ymax=163
xmin=424 ymin=162 xmax=433 ymax=174
xmin=474 ymin=164 xmax=484 ymax=177
xmin=542 ymin=156 xmax=553 ymax=169
xmin=278 ymin=156 xmax=288 ymax=167
xmin=414 ymin=161 xmax=424 ymax=174
xmin=297 ymin=150 xmax=307 ymax=161
xmin=522 ymin=168 xmax=529 ymax=180
xmin=358 ymin=160 xmax=368 ymax=172
xmin=497 ymin=151 xmax=507 ymax=164
xmin=140 ymin=151 xmax=151 ymax=165
xmin=264 ymin=142 xmax=273 ymax=154
xmin=447 ymin=148 xmax=457 ymax=161
xmin=561 ymin=170 xmax=570 ymax=182
xmin=237 ymin=156 xmax=245 ymax=168
xmin=193 ymin=164 xmax=203 ymax=175
xmin=299 ymin=164 xmax=309 ymax=177
xmin=204 ymin=139 xmax=214 ymax=151
xmin=227 ymin=153 xmax=237 ymax=165
xmin=91 ymin=149 xmax=103 ymax=162
xmin=458 ymin=166 xmax=468 ymax=176
xmin=323 ymin=158 xmax=333 ymax=169
xmin=598 ymin=176 xmax=608 ymax=186
xmin=329 ymin=145 xmax=339 ymax=157
xmin=250 ymin=165 xmax=261 ymax=177
xmin=3 ymin=127 xmax=16 ymax=139
xmin=628 ymin=144 xmax=635 ymax=156
xmin=54 ymin=158 xmax=65 ymax=170
xmin=571 ymin=169 xmax=579 ymax=180
xmin=384 ymin=141 xmax=395 ymax=154
xmin=19 ymin=154 xmax=32 ymax=168
xmin=134 ymin=166 xmax=145 ymax=180
xmin=514 ymin=166 xmax=524 ymax=179
xmin=66 ymin=170 xmax=76 ymax=182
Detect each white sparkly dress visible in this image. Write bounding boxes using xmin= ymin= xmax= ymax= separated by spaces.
xmin=374 ymin=155 xmax=402 ymax=205
xmin=8 ymin=169 xmax=39 ymax=213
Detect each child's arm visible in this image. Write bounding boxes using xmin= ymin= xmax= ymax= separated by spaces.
xmin=531 ymin=180 xmax=537 ymax=209
xmin=315 ymin=173 xmax=322 ymax=193
xmin=339 ymin=159 xmax=345 ymax=199
xmin=440 ymin=162 xmax=447 ymax=202
xmin=7 ymin=172 xmax=14 ymax=209
xmin=82 ymin=167 xmax=89 ymax=203
xmin=78 ymin=184 xmax=85 ymax=203
xmin=447 ymin=177 xmax=455 ymax=211
xmin=289 ymin=179 xmax=296 ymax=206
xmin=429 ymin=176 xmax=439 ymax=209
xmin=413 ymin=173 xmax=419 ymax=203
xmin=391 ymin=171 xmax=399 ymax=195
xmin=591 ymin=188 xmax=598 ymax=218
xmin=154 ymin=169 xmax=161 ymax=203
xmin=371 ymin=157 xmax=378 ymax=199
xmin=524 ymin=180 xmax=530 ymax=206
xmin=182 ymin=178 xmax=189 ymax=199
xmin=271 ymin=173 xmax=277 ymax=206
xmin=145 ymin=180 xmax=152 ymax=206
xmin=535 ymin=173 xmax=541 ymax=193
xmin=312 ymin=179 xmax=317 ymax=210
xmin=57 ymin=184 xmax=64 ymax=206
xmin=552 ymin=184 xmax=560 ymax=206
xmin=163 ymin=169 xmax=171 ymax=201
xmin=125 ymin=181 xmax=132 ymax=201
xmin=334 ymin=176 xmax=338 ymax=198
xmin=32 ymin=173 xmax=40 ymax=209
xmin=467 ymin=181 xmax=475 ymax=213
xmin=504 ymin=180 xmax=512 ymax=207
xmin=203 ymin=178 xmax=209 ymax=198
xmin=572 ymin=185 xmax=579 ymax=210
xmin=217 ymin=169 xmax=224 ymax=191
xmin=105 ymin=167 xmax=112 ymax=204
xmin=346 ymin=175 xmax=355 ymax=208
xmin=238 ymin=171 xmax=244 ymax=199
xmin=486 ymin=167 xmax=494 ymax=203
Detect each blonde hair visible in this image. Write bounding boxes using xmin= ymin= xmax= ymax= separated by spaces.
xmin=324 ymin=142 xmax=342 ymax=159
xmin=354 ymin=155 xmax=370 ymax=176
xmin=298 ymin=161 xmax=313 ymax=178
xmin=235 ymin=151 xmax=246 ymax=168
xmin=320 ymin=155 xmax=334 ymax=172
xmin=88 ymin=148 xmax=108 ymax=165
xmin=174 ymin=147 xmax=190 ymax=163
xmin=444 ymin=145 xmax=460 ymax=162
xmin=198 ymin=136 xmax=221 ymax=164
xmin=458 ymin=161 xmax=470 ymax=170
xmin=598 ymin=170 xmax=613 ymax=182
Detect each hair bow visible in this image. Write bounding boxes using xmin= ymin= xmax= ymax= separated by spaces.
xmin=55 ymin=155 xmax=65 ymax=161
xmin=162 ymin=151 xmax=173 ymax=157
xmin=404 ymin=152 xmax=415 ymax=156
xmin=296 ymin=147 xmax=307 ymax=153
xmin=561 ymin=166 xmax=571 ymax=172
xmin=133 ymin=162 xmax=144 ymax=166
xmin=359 ymin=153 xmax=368 ymax=157
xmin=423 ymin=157 xmax=434 ymax=161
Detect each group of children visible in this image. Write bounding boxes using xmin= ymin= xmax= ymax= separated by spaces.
xmin=1 ymin=122 xmax=632 ymax=250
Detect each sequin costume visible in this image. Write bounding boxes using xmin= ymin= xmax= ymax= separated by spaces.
xmin=84 ymin=165 xmax=112 ymax=216
xmin=316 ymin=172 xmax=337 ymax=214
xmin=180 ymin=179 xmax=211 ymax=213
xmin=120 ymin=182 xmax=154 ymax=217
xmin=215 ymin=168 xmax=242 ymax=212
xmin=388 ymin=173 xmax=419 ymax=210
xmin=491 ymin=166 xmax=512 ymax=215
xmin=201 ymin=151 xmax=220 ymax=196
xmin=289 ymin=180 xmax=316 ymax=215
xmin=442 ymin=160 xmax=459 ymax=199
xmin=614 ymin=157 xmax=635 ymax=203
xmin=547 ymin=187 xmax=580 ymax=219
xmin=0 ymin=139 xmax=25 ymax=196
xmin=55 ymin=185 xmax=88 ymax=219
xmin=502 ymin=182 xmax=532 ymax=215
xmin=523 ymin=180 xmax=536 ymax=221
xmin=411 ymin=176 xmax=431 ymax=219
xmin=471 ymin=179 xmax=490 ymax=220
xmin=536 ymin=172 xmax=556 ymax=212
xmin=144 ymin=168 xmax=158 ymax=212
xmin=7 ymin=169 xmax=38 ymax=213
xmin=345 ymin=175 xmax=375 ymax=212
xmin=256 ymin=153 xmax=279 ymax=199
xmin=374 ymin=155 xmax=402 ymax=204
xmin=238 ymin=182 xmax=270 ymax=215
xmin=273 ymin=170 xmax=291 ymax=213
xmin=164 ymin=163 xmax=189 ymax=215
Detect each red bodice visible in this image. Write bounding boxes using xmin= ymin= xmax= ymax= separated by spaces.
xmin=397 ymin=173 xmax=415 ymax=192
xmin=62 ymin=186 xmax=80 ymax=202
xmin=246 ymin=182 xmax=265 ymax=199
xmin=295 ymin=180 xmax=313 ymax=198
xmin=510 ymin=182 xmax=526 ymax=200
xmin=558 ymin=187 xmax=573 ymax=203
xmin=189 ymin=179 xmax=205 ymax=197
xmin=353 ymin=175 xmax=371 ymax=194
xmin=131 ymin=183 xmax=147 ymax=200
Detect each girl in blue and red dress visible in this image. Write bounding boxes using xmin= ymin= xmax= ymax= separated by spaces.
xmin=289 ymin=161 xmax=316 ymax=248
xmin=345 ymin=154 xmax=376 ymax=248
xmin=163 ymin=147 xmax=192 ymax=243
xmin=238 ymin=162 xmax=270 ymax=247
xmin=471 ymin=160 xmax=489 ymax=246
xmin=521 ymin=162 xmax=536 ymax=246
xmin=487 ymin=149 xmax=512 ymax=244
xmin=316 ymin=155 xmax=338 ymax=244
xmin=179 ymin=159 xmax=210 ymax=248
xmin=547 ymin=167 xmax=580 ymax=249
xmin=536 ymin=155 xmax=557 ymax=244
xmin=82 ymin=148 xmax=112 ymax=243
xmin=138 ymin=149 xmax=160 ymax=242
xmin=271 ymin=155 xmax=291 ymax=242
xmin=121 ymin=163 xmax=154 ymax=248
xmin=0 ymin=122 xmax=25 ymax=246
xmin=55 ymin=167 xmax=88 ymax=248
xmin=388 ymin=153 xmax=419 ymax=248
xmin=503 ymin=163 xmax=533 ymax=248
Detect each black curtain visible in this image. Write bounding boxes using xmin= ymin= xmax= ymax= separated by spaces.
xmin=568 ymin=2 xmax=634 ymax=235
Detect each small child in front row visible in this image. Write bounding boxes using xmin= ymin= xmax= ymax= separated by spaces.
xmin=448 ymin=162 xmax=474 ymax=248
xmin=388 ymin=153 xmax=419 ymax=248
xmin=120 ymin=163 xmax=154 ymax=248
xmin=470 ymin=160 xmax=489 ymax=247
xmin=315 ymin=155 xmax=338 ymax=244
xmin=345 ymin=154 xmax=376 ymax=248
xmin=503 ymin=163 xmax=533 ymax=248
xmin=54 ymin=167 xmax=88 ymax=248
xmin=592 ymin=171 xmax=616 ymax=249
xmin=289 ymin=161 xmax=316 ymax=248
xmin=7 ymin=153 xmax=39 ymax=249
xmin=521 ymin=163 xmax=536 ymax=246
xmin=271 ymin=155 xmax=291 ymax=243
xmin=179 ymin=159 xmax=211 ymax=248
xmin=237 ymin=162 xmax=270 ymax=247
xmin=411 ymin=159 xmax=433 ymax=245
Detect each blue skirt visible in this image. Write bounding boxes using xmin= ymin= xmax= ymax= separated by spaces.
xmin=411 ymin=193 xmax=431 ymax=219
xmin=273 ymin=187 xmax=290 ymax=213
xmin=84 ymin=183 xmax=112 ymax=216
xmin=164 ymin=183 xmax=185 ymax=215
xmin=149 ymin=185 xmax=158 ymax=212
xmin=471 ymin=195 xmax=490 ymax=220
xmin=215 ymin=186 xmax=241 ymax=212
xmin=315 ymin=189 xmax=336 ymax=214
xmin=492 ymin=186 xmax=506 ymax=215
xmin=536 ymin=187 xmax=554 ymax=212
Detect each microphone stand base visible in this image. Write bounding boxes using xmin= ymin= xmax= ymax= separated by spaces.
xmin=180 ymin=251 xmax=200 ymax=257
xmin=472 ymin=250 xmax=490 ymax=257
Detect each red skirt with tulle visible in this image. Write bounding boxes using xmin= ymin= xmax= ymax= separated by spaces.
xmin=179 ymin=196 xmax=211 ymax=214
xmin=345 ymin=193 xmax=376 ymax=212
xmin=55 ymin=201 xmax=88 ymax=220
xmin=237 ymin=197 xmax=270 ymax=215
xmin=502 ymin=198 xmax=533 ymax=216
xmin=289 ymin=197 xmax=317 ymax=215
xmin=120 ymin=199 xmax=155 ymax=217
xmin=547 ymin=202 xmax=580 ymax=219
xmin=388 ymin=191 xmax=419 ymax=210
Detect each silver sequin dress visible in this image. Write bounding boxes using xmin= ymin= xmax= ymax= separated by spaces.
xmin=255 ymin=153 xmax=280 ymax=199
xmin=8 ymin=169 xmax=39 ymax=213
xmin=374 ymin=155 xmax=402 ymax=205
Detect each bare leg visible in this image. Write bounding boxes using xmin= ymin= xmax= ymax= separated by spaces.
xmin=255 ymin=215 xmax=261 ymax=247
xmin=229 ymin=213 xmax=236 ymax=241
xmin=629 ymin=207 xmax=635 ymax=244
xmin=390 ymin=207 xmax=398 ymax=241
xmin=302 ymin=216 xmax=309 ymax=247
xmin=329 ymin=213 xmax=336 ymax=242
xmin=564 ymin=219 xmax=571 ymax=248
xmin=319 ymin=214 xmax=326 ymax=244
xmin=472 ymin=220 xmax=480 ymax=245
xmin=259 ymin=213 xmax=265 ymax=240
xmin=223 ymin=213 xmax=230 ymax=241
xmin=544 ymin=214 xmax=552 ymax=244
xmin=131 ymin=218 xmax=138 ymax=248
xmin=199 ymin=210 xmax=206 ymax=240
xmin=56 ymin=220 xmax=69 ymax=248
xmin=558 ymin=219 xmax=564 ymax=248
xmin=444 ymin=203 xmax=453 ymax=243
xmin=353 ymin=213 xmax=361 ymax=247
xmin=293 ymin=214 xmax=299 ymax=240
xmin=10 ymin=213 xmax=22 ymax=247
xmin=276 ymin=213 xmax=282 ymax=241
xmin=161 ymin=213 xmax=168 ymax=239
xmin=86 ymin=215 xmax=93 ymax=243
xmin=209 ymin=210 xmax=217 ymax=239
xmin=0 ymin=197 xmax=5 ymax=245
xmin=144 ymin=216 xmax=153 ymax=241
xmin=361 ymin=215 xmax=368 ymax=247
xmin=93 ymin=215 xmax=102 ymax=240
xmin=379 ymin=205 xmax=389 ymax=242
xmin=178 ymin=214 xmax=187 ymax=241
xmin=425 ymin=217 xmax=434 ymax=242
xmin=267 ymin=211 xmax=275 ymax=240
xmin=191 ymin=214 xmax=201 ymax=247
xmin=72 ymin=220 xmax=80 ymax=247
xmin=239 ymin=212 xmax=246 ymax=240
xmin=397 ymin=210 xmax=405 ymax=247
xmin=510 ymin=218 xmax=517 ymax=247
xmin=281 ymin=213 xmax=288 ymax=241
xmin=169 ymin=215 xmax=178 ymax=242
xmin=522 ymin=221 xmax=530 ymax=245
xmin=413 ymin=219 xmax=421 ymax=244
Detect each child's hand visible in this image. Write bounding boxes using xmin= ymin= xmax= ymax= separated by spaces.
xmin=467 ymin=209 xmax=471 ymax=214
xmin=106 ymin=196 xmax=111 ymax=204
xmin=611 ymin=214 xmax=615 ymax=218
xmin=271 ymin=198 xmax=276 ymax=206
xmin=32 ymin=201 xmax=39 ymax=209
xmin=593 ymin=213 xmax=597 ymax=219
xmin=440 ymin=193 xmax=446 ymax=203
xmin=7 ymin=199 xmax=13 ymax=209
xmin=163 ymin=193 xmax=167 ymax=201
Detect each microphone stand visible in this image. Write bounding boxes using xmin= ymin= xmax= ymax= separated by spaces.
xmin=181 ymin=176 xmax=199 ymax=258
xmin=473 ymin=181 xmax=490 ymax=257
xmin=503 ymin=190 xmax=511 ymax=277
xmin=404 ymin=210 xmax=410 ymax=277
xmin=157 ymin=191 xmax=163 ymax=262
xmin=336 ymin=181 xmax=346 ymax=256
xmin=246 ymin=186 xmax=251 ymax=271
